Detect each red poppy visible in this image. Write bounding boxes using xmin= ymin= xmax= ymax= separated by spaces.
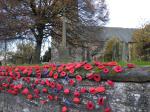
xmin=64 ymin=88 xmax=70 ymax=95
xmin=86 ymin=101 xmax=95 ymax=110
xmin=84 ymin=63 xmax=92 ymax=70
xmin=73 ymin=97 xmax=80 ymax=104
xmin=107 ymin=61 xmax=118 ymax=66
xmin=104 ymin=107 xmax=111 ymax=112
xmin=113 ymin=66 xmax=123 ymax=73
xmin=42 ymin=88 xmax=48 ymax=93
xmin=69 ymin=79 xmax=75 ymax=86
xmin=98 ymin=65 xmax=105 ymax=69
xmin=86 ymin=73 xmax=94 ymax=80
xmin=22 ymin=88 xmax=29 ymax=95
xmin=97 ymin=97 xmax=104 ymax=105
xmin=76 ymin=75 xmax=82 ymax=82
xmin=93 ymin=74 xmax=101 ymax=82
xmin=53 ymin=73 xmax=58 ymax=79
xmin=69 ymin=68 xmax=75 ymax=74
xmin=50 ymin=81 xmax=55 ymax=88
xmin=96 ymin=86 xmax=105 ymax=93
xmin=74 ymin=91 xmax=80 ymax=97
xmin=54 ymin=96 xmax=58 ymax=101
xmin=60 ymin=71 xmax=66 ymax=77
xmin=40 ymin=100 xmax=47 ymax=104
xmin=27 ymin=94 xmax=33 ymax=100
xmin=47 ymin=95 xmax=53 ymax=101
xmin=103 ymin=68 xmax=109 ymax=74
xmin=34 ymin=88 xmax=40 ymax=94
xmin=40 ymin=80 xmax=45 ymax=85
xmin=106 ymin=80 xmax=114 ymax=87
xmin=127 ymin=63 xmax=135 ymax=68
xmin=58 ymin=66 xmax=64 ymax=73
xmin=89 ymin=87 xmax=96 ymax=94
xmin=34 ymin=79 xmax=40 ymax=85
xmin=80 ymin=88 xmax=86 ymax=93
xmin=49 ymin=71 xmax=53 ymax=77
xmin=56 ymin=83 xmax=63 ymax=90
xmin=62 ymin=106 xmax=68 ymax=112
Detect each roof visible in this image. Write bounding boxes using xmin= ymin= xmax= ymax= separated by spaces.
xmin=94 ymin=27 xmax=136 ymax=42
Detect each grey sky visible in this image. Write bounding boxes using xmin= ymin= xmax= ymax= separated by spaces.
xmin=105 ymin=0 xmax=150 ymax=28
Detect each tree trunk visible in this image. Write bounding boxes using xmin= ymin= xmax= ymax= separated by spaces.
xmin=34 ymin=39 xmax=42 ymax=64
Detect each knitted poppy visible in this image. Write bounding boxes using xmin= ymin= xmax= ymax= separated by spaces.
xmin=62 ymin=106 xmax=68 ymax=112
xmin=53 ymin=73 xmax=58 ymax=79
xmin=76 ymin=75 xmax=82 ymax=82
xmin=69 ymin=68 xmax=75 ymax=74
xmin=98 ymin=65 xmax=105 ymax=69
xmin=56 ymin=83 xmax=63 ymax=91
xmin=84 ymin=63 xmax=92 ymax=70
xmin=104 ymin=107 xmax=111 ymax=112
xmin=106 ymin=80 xmax=114 ymax=87
xmin=89 ymin=87 xmax=96 ymax=94
xmin=40 ymin=80 xmax=45 ymax=85
xmin=22 ymin=88 xmax=29 ymax=95
xmin=107 ymin=61 xmax=118 ymax=66
xmin=27 ymin=94 xmax=33 ymax=100
xmin=113 ymin=66 xmax=123 ymax=73
xmin=86 ymin=73 xmax=94 ymax=80
xmin=69 ymin=79 xmax=75 ymax=86
xmin=93 ymin=74 xmax=101 ymax=82
xmin=60 ymin=71 xmax=67 ymax=77
xmin=74 ymin=91 xmax=80 ymax=97
xmin=33 ymin=88 xmax=40 ymax=94
xmin=96 ymin=86 xmax=105 ymax=93
xmin=80 ymin=87 xmax=87 ymax=93
xmin=50 ymin=81 xmax=56 ymax=88
xmin=103 ymin=68 xmax=109 ymax=74
xmin=86 ymin=101 xmax=95 ymax=110
xmin=64 ymin=88 xmax=70 ymax=95
xmin=40 ymin=100 xmax=47 ymax=104
xmin=97 ymin=97 xmax=104 ymax=105
xmin=127 ymin=63 xmax=135 ymax=68
xmin=49 ymin=71 xmax=53 ymax=77
xmin=47 ymin=95 xmax=53 ymax=101
xmin=73 ymin=97 xmax=80 ymax=104
xmin=42 ymin=88 xmax=48 ymax=93
xmin=58 ymin=66 xmax=64 ymax=73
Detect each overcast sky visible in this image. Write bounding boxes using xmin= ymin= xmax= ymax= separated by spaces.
xmin=105 ymin=0 xmax=150 ymax=28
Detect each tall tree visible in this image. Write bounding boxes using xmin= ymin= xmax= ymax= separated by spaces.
xmin=0 ymin=0 xmax=109 ymax=63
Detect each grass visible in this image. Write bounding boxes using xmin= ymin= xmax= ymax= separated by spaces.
xmin=118 ymin=60 xmax=150 ymax=66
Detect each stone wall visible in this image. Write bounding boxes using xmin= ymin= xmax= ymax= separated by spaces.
xmin=0 ymin=81 xmax=149 ymax=112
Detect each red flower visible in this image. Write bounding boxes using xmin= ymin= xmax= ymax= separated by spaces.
xmin=76 ymin=75 xmax=82 ymax=82
xmin=104 ymin=107 xmax=111 ymax=112
xmin=86 ymin=101 xmax=95 ymax=110
xmin=73 ymin=97 xmax=80 ymax=104
xmin=103 ymin=68 xmax=109 ymax=74
xmin=34 ymin=79 xmax=40 ymax=84
xmin=80 ymin=88 xmax=86 ymax=93
xmin=62 ymin=106 xmax=68 ymax=112
xmin=69 ymin=79 xmax=75 ymax=86
xmin=2 ymin=83 xmax=9 ymax=88
xmin=49 ymin=71 xmax=53 ymax=77
xmin=60 ymin=71 xmax=66 ymax=77
xmin=47 ymin=95 xmax=53 ymax=101
xmin=107 ymin=61 xmax=118 ymax=66
xmin=113 ymin=66 xmax=123 ymax=73
xmin=27 ymin=94 xmax=33 ymax=100
xmin=22 ymin=88 xmax=29 ymax=95
xmin=58 ymin=66 xmax=64 ymax=72
xmin=40 ymin=80 xmax=45 ymax=85
xmin=50 ymin=81 xmax=55 ymax=88
xmin=74 ymin=91 xmax=80 ymax=97
xmin=98 ymin=65 xmax=105 ymax=69
xmin=56 ymin=83 xmax=63 ymax=90
xmin=40 ymin=100 xmax=47 ymax=104
xmin=96 ymin=86 xmax=105 ymax=93
xmin=93 ymin=74 xmax=101 ymax=82
xmin=64 ymin=88 xmax=70 ymax=95
xmin=53 ymin=73 xmax=58 ymax=79
xmin=127 ymin=63 xmax=135 ymax=68
xmin=106 ymin=80 xmax=114 ymax=87
xmin=86 ymin=73 xmax=94 ymax=80
xmin=34 ymin=88 xmax=40 ymax=94
xmin=84 ymin=63 xmax=92 ymax=70
xmin=89 ymin=87 xmax=96 ymax=94
xmin=42 ymin=88 xmax=48 ymax=93
xmin=97 ymin=97 xmax=104 ymax=105
xmin=69 ymin=68 xmax=75 ymax=74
